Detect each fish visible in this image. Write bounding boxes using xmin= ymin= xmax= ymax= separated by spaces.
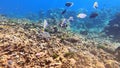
xmin=61 ymin=2 xmax=74 ymax=15
xmin=61 ymin=9 xmax=67 ymax=15
xmin=68 ymin=16 xmax=74 ymax=22
xmin=65 ymin=2 xmax=74 ymax=7
xmin=60 ymin=19 xmax=68 ymax=28
xmin=43 ymin=19 xmax=48 ymax=30
xmin=53 ymin=26 xmax=58 ymax=33
xmin=89 ymin=12 xmax=98 ymax=18
xmin=77 ymin=13 xmax=87 ymax=19
xmin=93 ymin=1 xmax=98 ymax=9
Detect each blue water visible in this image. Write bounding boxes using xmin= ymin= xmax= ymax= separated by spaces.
xmin=0 ymin=0 xmax=120 ymax=40
xmin=0 ymin=0 xmax=120 ymax=17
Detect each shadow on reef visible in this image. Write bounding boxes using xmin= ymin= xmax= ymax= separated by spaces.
xmin=103 ymin=12 xmax=120 ymax=42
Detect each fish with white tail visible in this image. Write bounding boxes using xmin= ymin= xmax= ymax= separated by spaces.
xmin=77 ymin=13 xmax=87 ymax=19
xmin=93 ymin=1 xmax=98 ymax=9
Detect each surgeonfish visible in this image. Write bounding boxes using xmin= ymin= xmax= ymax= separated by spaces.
xmin=93 ymin=1 xmax=98 ymax=9
xmin=62 ymin=9 xmax=67 ymax=15
xmin=89 ymin=12 xmax=98 ymax=18
xmin=77 ymin=13 xmax=87 ymax=19
xmin=61 ymin=2 xmax=74 ymax=15
xmin=65 ymin=2 xmax=74 ymax=7
xmin=68 ymin=16 xmax=74 ymax=22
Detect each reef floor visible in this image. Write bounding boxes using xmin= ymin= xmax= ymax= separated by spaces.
xmin=0 ymin=20 xmax=120 ymax=68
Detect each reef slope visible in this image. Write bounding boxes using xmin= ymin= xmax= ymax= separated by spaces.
xmin=0 ymin=21 xmax=120 ymax=68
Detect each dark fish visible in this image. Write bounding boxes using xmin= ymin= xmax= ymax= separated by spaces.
xmin=65 ymin=2 xmax=73 ymax=7
xmin=53 ymin=26 xmax=58 ymax=33
xmin=59 ymin=19 xmax=68 ymax=28
xmin=61 ymin=9 xmax=67 ymax=15
xmin=89 ymin=12 xmax=98 ymax=18
xmin=61 ymin=2 xmax=73 ymax=15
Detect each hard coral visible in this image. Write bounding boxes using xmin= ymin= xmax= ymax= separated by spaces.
xmin=0 ymin=17 xmax=120 ymax=68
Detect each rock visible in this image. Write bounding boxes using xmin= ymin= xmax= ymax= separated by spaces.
xmin=80 ymin=30 xmax=88 ymax=35
xmin=50 ymin=62 xmax=62 ymax=67
xmin=115 ymin=46 xmax=120 ymax=61
xmin=90 ymin=49 xmax=98 ymax=55
xmin=68 ymin=58 xmax=76 ymax=65
xmin=8 ymin=60 xmax=13 ymax=65
xmin=59 ymin=56 xmax=67 ymax=62
xmin=105 ymin=60 xmax=120 ymax=68
xmin=36 ymin=52 xmax=46 ymax=58
xmin=38 ymin=32 xmax=51 ymax=41
xmin=39 ymin=32 xmax=50 ymax=38
xmin=45 ymin=57 xmax=53 ymax=65
xmin=68 ymin=47 xmax=77 ymax=52
xmin=115 ymin=46 xmax=120 ymax=53
xmin=66 ymin=37 xmax=79 ymax=43
xmin=15 ymin=55 xmax=19 ymax=59
xmin=95 ymin=61 xmax=105 ymax=68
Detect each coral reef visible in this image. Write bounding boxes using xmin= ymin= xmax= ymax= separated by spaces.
xmin=0 ymin=17 xmax=120 ymax=68
xmin=103 ymin=12 xmax=120 ymax=42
